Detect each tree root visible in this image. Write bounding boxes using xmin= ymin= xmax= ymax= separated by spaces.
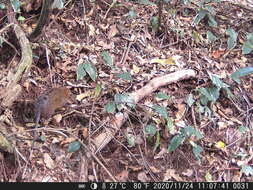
xmin=93 ymin=69 xmax=196 ymax=152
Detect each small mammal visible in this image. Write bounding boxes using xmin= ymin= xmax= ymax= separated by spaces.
xmin=34 ymin=87 xmax=72 ymax=125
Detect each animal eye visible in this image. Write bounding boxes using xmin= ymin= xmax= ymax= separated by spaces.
xmin=43 ymin=96 xmax=48 ymax=100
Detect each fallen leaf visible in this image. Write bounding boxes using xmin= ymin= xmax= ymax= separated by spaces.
xmin=53 ymin=114 xmax=62 ymax=123
xmin=154 ymin=147 xmax=167 ymax=159
xmin=60 ymin=137 xmax=76 ymax=146
xmin=175 ymin=103 xmax=186 ymax=120
xmin=82 ymin=127 xmax=89 ymax=138
xmin=211 ymin=50 xmax=225 ymax=59
xmin=164 ymin=169 xmax=183 ymax=181
xmin=131 ymin=64 xmax=141 ymax=74
xmin=44 ymin=153 xmax=55 ymax=169
xmin=205 ymin=172 xmax=213 ymax=182
xmin=115 ymin=170 xmax=129 ymax=181
xmin=217 ymin=121 xmax=228 ymax=130
xmin=149 ymin=166 xmax=161 ymax=173
xmin=150 ymin=57 xmax=176 ymax=65
xmin=76 ymin=91 xmax=92 ymax=101
xmin=137 ymin=172 xmax=150 ymax=182
xmin=108 ymin=24 xmax=118 ymax=38
xmin=182 ymin=169 xmax=194 ymax=177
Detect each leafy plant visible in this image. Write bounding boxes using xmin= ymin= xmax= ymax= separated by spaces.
xmin=231 ymin=67 xmax=253 ymax=84
xmin=186 ymin=73 xmax=232 ymax=120
xmin=242 ymin=33 xmax=253 ymax=54
xmin=192 ymin=0 xmax=219 ymax=27
xmin=68 ymin=141 xmax=81 ymax=153
xmin=226 ymin=28 xmax=238 ymax=50
xmin=207 ymin=31 xmax=217 ymax=43
xmin=241 ymin=165 xmax=253 ymax=176
xmin=117 ymin=72 xmax=132 ymax=81
xmin=101 ymin=51 xmax=114 ymax=68
xmin=145 ymin=124 xmax=157 ymax=137
xmin=10 ymin=0 xmax=21 ymax=12
xmin=105 ymin=93 xmax=135 ymax=113
xmin=76 ymin=59 xmax=97 ymax=81
xmin=168 ymin=126 xmax=203 ymax=161
xmin=198 ymin=73 xmax=232 ymax=106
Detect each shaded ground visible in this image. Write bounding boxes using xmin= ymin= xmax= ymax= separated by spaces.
xmin=0 ymin=0 xmax=253 ymax=182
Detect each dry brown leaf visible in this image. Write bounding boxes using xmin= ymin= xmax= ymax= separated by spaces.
xmin=128 ymin=165 xmax=143 ymax=171
xmin=211 ymin=50 xmax=225 ymax=59
xmin=43 ymin=153 xmax=55 ymax=169
xmin=76 ymin=91 xmax=92 ymax=101
xmin=217 ymin=121 xmax=228 ymax=130
xmin=60 ymin=137 xmax=75 ymax=146
xmin=154 ymin=147 xmax=167 ymax=159
xmin=23 ymin=81 xmax=30 ymax=92
xmin=175 ymin=103 xmax=186 ymax=120
xmin=182 ymin=169 xmax=194 ymax=177
xmin=108 ymin=24 xmax=118 ymax=39
xmin=82 ymin=127 xmax=89 ymax=138
xmin=115 ymin=170 xmax=129 ymax=181
xmin=164 ymin=169 xmax=183 ymax=181
xmin=137 ymin=171 xmax=150 ymax=182
xmin=149 ymin=166 xmax=161 ymax=174
xmin=53 ymin=114 xmax=62 ymax=123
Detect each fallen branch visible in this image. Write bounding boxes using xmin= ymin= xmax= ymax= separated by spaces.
xmin=0 ymin=4 xmax=32 ymax=107
xmin=93 ymin=69 xmax=196 ymax=152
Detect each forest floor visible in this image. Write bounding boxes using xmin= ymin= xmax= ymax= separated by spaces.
xmin=0 ymin=0 xmax=253 ymax=182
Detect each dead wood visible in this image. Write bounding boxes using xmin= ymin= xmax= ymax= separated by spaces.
xmin=93 ymin=69 xmax=196 ymax=152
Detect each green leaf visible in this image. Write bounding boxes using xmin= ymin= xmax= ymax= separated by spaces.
xmin=126 ymin=134 xmax=135 ymax=147
xmin=152 ymin=105 xmax=168 ymax=119
xmin=18 ymin=16 xmax=25 ymax=21
xmin=128 ymin=10 xmax=137 ymax=18
xmin=231 ymin=67 xmax=253 ymax=84
xmin=226 ymin=28 xmax=238 ymax=49
xmin=105 ymin=101 xmax=116 ymax=113
xmin=198 ymin=87 xmax=220 ymax=102
xmin=117 ymin=72 xmax=132 ymax=81
xmin=150 ymin=16 xmax=159 ymax=32
xmin=168 ymin=134 xmax=185 ymax=152
xmin=192 ymin=10 xmax=208 ymax=26
xmin=101 ymin=51 xmax=113 ymax=68
xmin=207 ymin=31 xmax=217 ymax=42
xmin=0 ymin=3 xmax=6 ymax=9
xmin=52 ymin=0 xmax=64 ymax=9
xmin=192 ymin=144 xmax=203 ymax=161
xmin=242 ymin=41 xmax=253 ymax=54
xmin=242 ymin=33 xmax=253 ymax=54
xmin=94 ymin=83 xmax=102 ymax=98
xmin=114 ymin=93 xmax=135 ymax=109
xmin=241 ymin=165 xmax=253 ymax=176
xmin=76 ymin=63 xmax=86 ymax=80
xmin=208 ymin=73 xmax=230 ymax=89
xmin=183 ymin=126 xmax=203 ymax=140
xmin=185 ymin=93 xmax=195 ymax=107
xmin=84 ymin=62 xmax=97 ymax=82
xmin=68 ymin=141 xmax=81 ymax=153
xmin=205 ymin=172 xmax=213 ymax=182
xmin=246 ymin=33 xmax=253 ymax=43
xmin=155 ymin=92 xmax=171 ymax=100
xmin=10 ymin=0 xmax=21 ymax=12
xmin=207 ymin=14 xmax=217 ymax=27
xmin=145 ymin=125 xmax=157 ymax=136
xmin=166 ymin=117 xmax=175 ymax=135
xmin=238 ymin=126 xmax=249 ymax=134
xmin=138 ymin=0 xmax=156 ymax=6
xmin=153 ymin=132 xmax=161 ymax=152
xmin=199 ymin=95 xmax=209 ymax=106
